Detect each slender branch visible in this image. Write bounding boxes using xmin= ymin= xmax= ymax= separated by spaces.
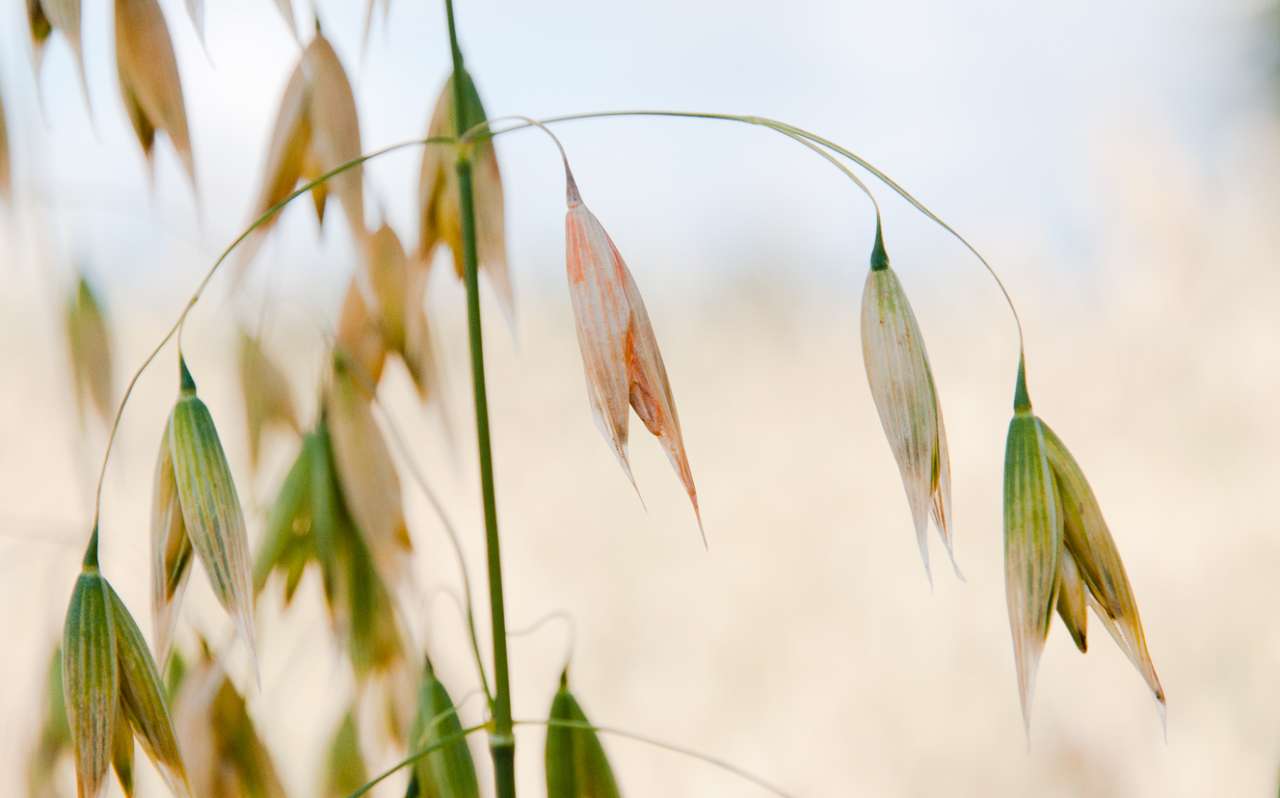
xmin=468 ymin=109 xmax=1023 ymax=353
xmin=517 ymin=717 xmax=794 ymax=798
xmin=84 ymin=135 xmax=452 ymax=554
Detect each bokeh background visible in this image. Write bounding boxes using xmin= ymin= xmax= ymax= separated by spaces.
xmin=2 ymin=0 xmax=1279 ymax=794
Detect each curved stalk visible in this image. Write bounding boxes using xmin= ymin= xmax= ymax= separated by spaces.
xmin=468 ymin=109 xmax=1023 ymax=353
xmin=345 ymin=721 xmax=490 ymax=798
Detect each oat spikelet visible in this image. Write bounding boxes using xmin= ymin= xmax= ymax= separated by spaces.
xmin=166 ymin=357 xmax=256 ymax=661
xmin=63 ymin=569 xmax=118 ymax=798
xmin=418 ymin=69 xmax=513 ymax=324
xmin=1041 ymin=420 xmax=1165 ymax=710
xmin=364 ymin=223 xmax=445 ymax=401
xmin=407 ymin=656 xmax=479 ymax=798
xmin=1002 ymin=360 xmax=1060 ymax=736
xmin=114 ymin=0 xmax=198 ymax=193
xmin=325 ymin=353 xmax=410 ymax=582
xmin=239 ymin=30 xmax=365 ymax=279
xmin=563 ymin=168 xmax=701 ymax=539
xmin=105 ymin=583 xmax=192 ymax=797
xmin=545 ymin=670 xmax=622 ymax=798
xmin=860 ymin=227 xmax=958 ymax=582
xmin=151 ymin=416 xmax=194 ymax=664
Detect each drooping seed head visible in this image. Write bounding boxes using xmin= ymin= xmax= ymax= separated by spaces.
xmin=335 ymin=275 xmax=390 ymax=388
xmin=114 ymin=0 xmax=197 ymax=193
xmin=253 ymin=432 xmax=314 ymax=604
xmin=564 ymin=171 xmax=702 ymax=539
xmin=408 ymin=656 xmax=480 ymax=798
xmin=859 ymin=228 xmax=957 ymax=582
xmin=545 ymin=670 xmax=621 ymax=798
xmin=418 ymin=68 xmax=513 ymax=324
xmin=1002 ymin=362 xmax=1061 ymax=736
xmin=63 ymin=568 xmax=118 ymax=798
xmin=167 ymin=357 xmax=256 ymax=662
xmin=0 ymin=83 xmax=11 ymax=202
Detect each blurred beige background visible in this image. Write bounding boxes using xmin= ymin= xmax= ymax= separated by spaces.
xmin=3 ymin=0 xmax=1280 ymax=795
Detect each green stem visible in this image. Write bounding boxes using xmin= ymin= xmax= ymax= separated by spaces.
xmin=442 ymin=1 xmax=517 ymax=796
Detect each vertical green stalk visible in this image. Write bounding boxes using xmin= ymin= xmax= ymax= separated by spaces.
xmin=443 ymin=1 xmax=517 ymax=795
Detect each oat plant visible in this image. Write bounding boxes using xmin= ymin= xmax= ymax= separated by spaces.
xmin=4 ymin=0 xmax=1172 ymax=795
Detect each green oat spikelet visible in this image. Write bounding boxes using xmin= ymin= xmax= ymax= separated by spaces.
xmin=161 ymin=355 xmax=256 ymax=663
xmin=545 ymin=670 xmax=622 ymax=798
xmin=63 ymin=558 xmax=191 ymax=797
xmin=1001 ymin=357 xmax=1165 ymax=734
xmin=406 ymin=655 xmax=479 ymax=798
xmin=63 ymin=566 xmax=117 ymax=798
xmin=1002 ymin=358 xmax=1060 ymax=736
xmin=152 ymin=413 xmax=194 ymax=664
xmin=860 ymin=224 xmax=957 ymax=582
xmin=105 ymin=581 xmax=192 ymax=797
xmin=1040 ymin=420 xmax=1166 ymax=712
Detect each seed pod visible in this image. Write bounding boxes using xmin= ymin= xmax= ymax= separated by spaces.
xmin=106 ymin=582 xmax=192 ymax=797
xmin=166 ymin=357 xmax=256 ymax=658
xmin=408 ymin=656 xmax=479 ymax=798
xmin=65 ymin=275 xmax=116 ymax=426
xmin=418 ymin=68 xmax=513 ymax=324
xmin=545 ymin=670 xmax=621 ymax=798
xmin=1002 ymin=361 xmax=1060 ymax=735
xmin=114 ymin=0 xmax=197 ymax=193
xmin=324 ymin=709 xmax=368 ymax=798
xmin=63 ymin=569 xmax=118 ymax=798
xmin=237 ymin=329 xmax=300 ymax=471
xmin=325 ymin=353 xmax=410 ymax=582
xmin=1040 ymin=421 xmax=1165 ymax=707
xmin=860 ymin=227 xmax=957 ymax=581
xmin=563 ymin=168 xmax=701 ymax=539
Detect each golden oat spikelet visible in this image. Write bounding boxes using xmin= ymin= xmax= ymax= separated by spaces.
xmin=114 ymin=0 xmax=198 ymax=193
xmin=237 ymin=329 xmax=300 ymax=472
xmin=65 ymin=275 xmax=116 ymax=426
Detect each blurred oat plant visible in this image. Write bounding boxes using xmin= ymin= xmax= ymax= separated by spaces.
xmin=2 ymin=0 xmax=1170 ymax=795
